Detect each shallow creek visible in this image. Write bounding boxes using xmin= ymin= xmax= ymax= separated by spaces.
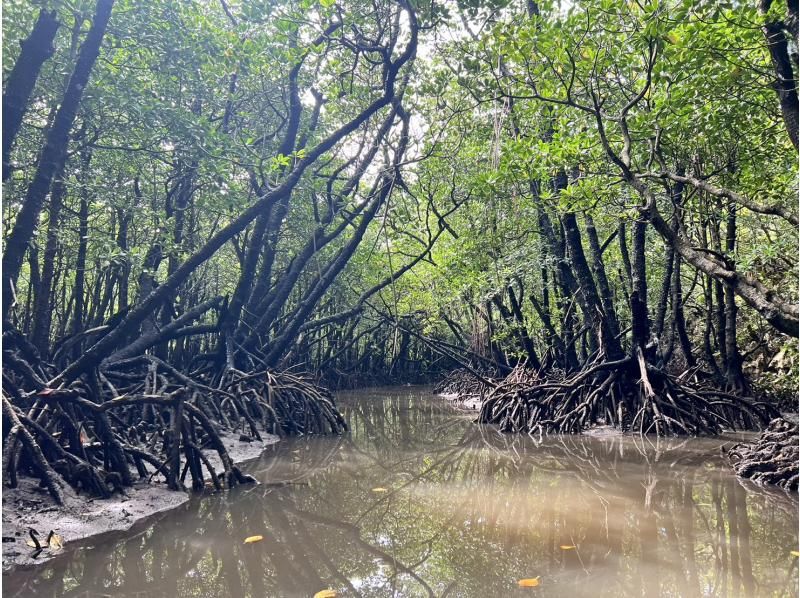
xmin=3 ymin=386 xmax=798 ymax=597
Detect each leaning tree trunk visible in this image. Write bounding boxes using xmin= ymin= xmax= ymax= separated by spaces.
xmin=562 ymin=212 xmax=623 ymax=360
xmin=585 ymin=214 xmax=620 ymax=339
xmin=2 ymin=0 xmax=115 ymax=321
xmin=2 ymin=9 xmax=60 ymax=180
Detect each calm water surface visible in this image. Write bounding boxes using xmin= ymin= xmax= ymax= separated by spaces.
xmin=3 ymin=387 xmax=798 ymax=597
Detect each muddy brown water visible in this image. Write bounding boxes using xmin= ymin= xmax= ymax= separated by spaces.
xmin=3 ymin=386 xmax=798 ymax=597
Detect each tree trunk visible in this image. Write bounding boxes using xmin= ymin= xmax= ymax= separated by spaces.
xmin=630 ymin=219 xmax=650 ymax=353
xmin=2 ymin=0 xmax=115 ymax=321
xmin=31 ymin=167 xmax=67 ymax=355
xmin=71 ymin=156 xmax=91 ymax=343
xmin=2 ymin=9 xmax=60 ymax=180
xmin=562 ymin=212 xmax=623 ymax=359
xmin=585 ymin=213 xmax=620 ymax=338
xmin=507 ymin=283 xmax=542 ymax=369
xmin=759 ymin=0 xmax=799 ymax=150
xmin=724 ymin=205 xmax=747 ymax=392
xmin=672 ymin=255 xmax=696 ymax=368
xmin=116 ymin=207 xmax=130 ymax=311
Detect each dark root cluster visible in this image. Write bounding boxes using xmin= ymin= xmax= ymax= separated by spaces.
xmin=476 ymin=356 xmax=777 ymax=437
xmin=2 ymin=331 xmax=345 ymax=504
xmin=433 ymin=368 xmax=498 ymax=399
xmin=729 ymin=418 xmax=798 ymax=491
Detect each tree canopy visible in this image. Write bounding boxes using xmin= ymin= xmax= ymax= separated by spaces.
xmin=2 ymin=0 xmax=797 ymax=498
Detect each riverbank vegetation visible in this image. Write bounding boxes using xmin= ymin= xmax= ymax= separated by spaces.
xmin=3 ymin=0 xmax=797 ymax=502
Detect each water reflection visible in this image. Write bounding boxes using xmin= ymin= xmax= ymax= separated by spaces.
xmin=4 ymin=387 xmax=798 ymax=597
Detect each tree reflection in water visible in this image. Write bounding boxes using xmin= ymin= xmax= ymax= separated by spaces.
xmin=4 ymin=388 xmax=798 ymax=598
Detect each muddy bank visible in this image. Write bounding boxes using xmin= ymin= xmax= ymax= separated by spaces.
xmin=2 ymin=430 xmax=279 ymax=571
xmin=437 ymin=391 xmax=483 ymax=411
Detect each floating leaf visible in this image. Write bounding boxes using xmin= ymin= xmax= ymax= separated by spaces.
xmin=559 ymin=545 xmax=576 ymax=550
xmin=243 ymin=535 xmax=264 ymax=544
xmin=371 ymin=487 xmax=388 ymax=493
xmin=314 ymin=590 xmax=337 ymax=598
xmin=518 ymin=577 xmax=540 ymax=587
xmin=791 ymin=550 xmax=799 ymax=557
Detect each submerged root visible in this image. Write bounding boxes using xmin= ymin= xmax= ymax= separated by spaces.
xmin=729 ymin=418 xmax=798 ymax=491
xmin=478 ymin=359 xmax=777 ymax=436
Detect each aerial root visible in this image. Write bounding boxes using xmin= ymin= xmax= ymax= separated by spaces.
xmin=433 ymin=368 xmax=498 ymax=400
xmin=222 ymin=369 xmax=347 ymax=436
xmin=2 ymin=346 xmax=345 ymax=499
xmin=477 ymin=360 xmax=777 ymax=436
xmin=729 ymin=418 xmax=798 ymax=490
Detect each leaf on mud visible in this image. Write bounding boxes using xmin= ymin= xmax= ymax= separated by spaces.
xmin=518 ymin=577 xmax=540 ymax=587
xmin=791 ymin=550 xmax=799 ymax=557
xmin=25 ymin=539 xmax=38 ymax=548
xmin=49 ymin=534 xmax=64 ymax=549
xmin=314 ymin=590 xmax=338 ymax=598
xmin=371 ymin=487 xmax=388 ymax=493
xmin=243 ymin=535 xmax=264 ymax=544
xmin=559 ymin=545 xmax=576 ymax=550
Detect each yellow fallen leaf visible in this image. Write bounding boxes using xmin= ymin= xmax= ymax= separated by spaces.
xmin=791 ymin=550 xmax=799 ymax=557
xmin=371 ymin=487 xmax=388 ymax=493
xmin=243 ymin=535 xmax=264 ymax=544
xmin=560 ymin=545 xmax=576 ymax=550
xmin=49 ymin=533 xmax=64 ymax=549
xmin=314 ymin=590 xmax=337 ymax=598
xmin=518 ymin=577 xmax=540 ymax=587
xmin=26 ymin=539 xmax=38 ymax=548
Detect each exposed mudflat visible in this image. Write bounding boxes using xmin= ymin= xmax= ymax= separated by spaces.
xmin=438 ymin=391 xmax=483 ymax=411
xmin=2 ymin=430 xmax=279 ymax=571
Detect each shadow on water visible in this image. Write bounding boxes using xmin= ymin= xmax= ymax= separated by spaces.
xmin=3 ymin=387 xmax=798 ymax=597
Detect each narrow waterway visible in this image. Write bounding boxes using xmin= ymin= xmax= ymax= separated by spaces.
xmin=4 ymin=387 xmax=798 ymax=597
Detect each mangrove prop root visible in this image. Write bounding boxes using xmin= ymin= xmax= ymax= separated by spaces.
xmin=2 ymin=396 xmax=66 ymax=504
xmin=1 ymin=346 xmax=345 ymax=498
xmin=729 ymin=418 xmax=798 ymax=491
xmin=476 ymin=361 xmax=777 ymax=437
xmin=433 ymin=368 xmax=498 ymax=399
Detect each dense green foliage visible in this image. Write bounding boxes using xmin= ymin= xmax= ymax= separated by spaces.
xmin=1 ymin=0 xmax=797 ymax=501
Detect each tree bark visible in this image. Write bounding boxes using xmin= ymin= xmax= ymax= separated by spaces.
xmin=630 ymin=219 xmax=650 ymax=353
xmin=562 ymin=212 xmax=624 ymax=359
xmin=724 ymin=205 xmax=747 ymax=391
xmin=2 ymin=9 xmax=60 ymax=180
xmin=2 ymin=0 xmax=115 ymax=321
xmin=31 ymin=168 xmax=67 ymax=354
xmin=585 ymin=213 xmax=620 ymax=338
xmin=759 ymin=0 xmax=799 ymax=150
